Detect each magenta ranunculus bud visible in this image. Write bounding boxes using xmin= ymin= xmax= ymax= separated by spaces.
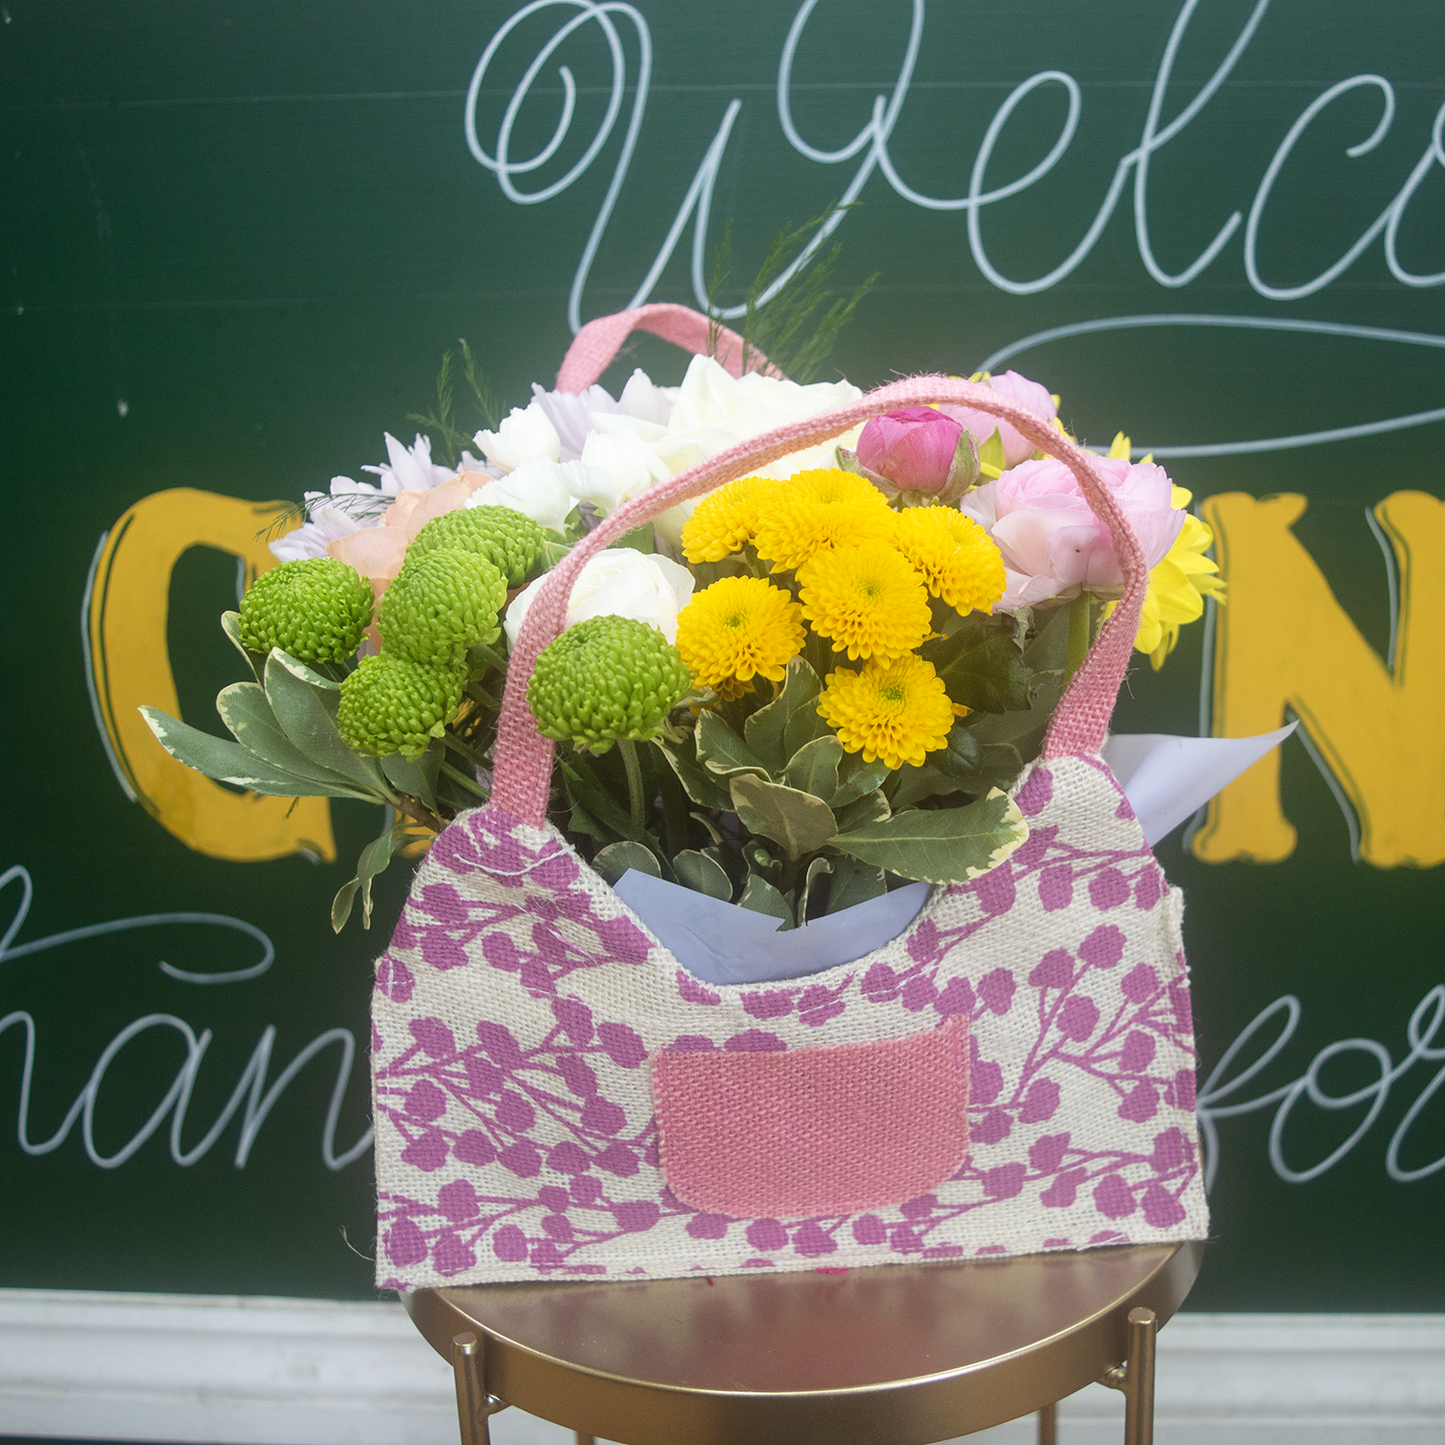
xmin=858 ymin=407 xmax=960 ymax=489
xmin=845 ymin=407 xmax=978 ymax=505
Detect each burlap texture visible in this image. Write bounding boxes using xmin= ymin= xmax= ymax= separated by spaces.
xmin=372 ymin=754 xmax=1208 ymax=1287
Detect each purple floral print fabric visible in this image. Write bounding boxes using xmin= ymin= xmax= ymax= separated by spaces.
xmin=371 ymin=754 xmax=1208 ymax=1286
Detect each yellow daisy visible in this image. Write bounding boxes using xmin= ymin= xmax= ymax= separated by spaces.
xmin=1103 ymin=469 xmax=1226 ymax=671
xmin=675 ymin=575 xmax=805 ymax=699
xmin=681 ymin=476 xmax=768 ymax=563
xmin=1136 ymin=499 xmax=1226 ymax=669
xmin=817 ymin=654 xmax=955 ymax=770
xmin=795 ymin=539 xmax=932 ymax=661
xmin=892 ymin=506 xmax=1007 ymax=615
xmin=752 ymin=467 xmax=895 ymax=572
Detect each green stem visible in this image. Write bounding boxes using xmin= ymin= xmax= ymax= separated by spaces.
xmin=439 ymin=759 xmax=488 ymax=799
xmin=469 ymin=641 xmax=508 ymax=674
xmin=442 ymin=729 xmax=489 ymax=770
xmin=560 ymin=754 xmax=643 ymax=842
xmin=390 ymin=793 xmax=445 ymax=835
xmin=1065 ymin=591 xmax=1092 ymax=686
xmin=617 ymin=739 xmax=646 ymax=836
xmin=464 ymin=681 xmax=500 ymax=712
xmin=657 ymin=747 xmax=689 ymax=857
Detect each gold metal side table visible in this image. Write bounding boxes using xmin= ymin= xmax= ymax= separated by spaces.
xmin=405 ymin=1240 xmax=1201 ymax=1445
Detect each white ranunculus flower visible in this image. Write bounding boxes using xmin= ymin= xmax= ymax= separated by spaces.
xmin=551 ymin=459 xmax=616 ymax=509
xmin=474 ymin=403 xmax=562 ymax=473
xmin=614 ymin=369 xmax=676 ymax=426
xmin=657 ymin=354 xmax=864 ymax=476
xmin=530 ymin=369 xmax=678 ymax=460
xmin=582 ymin=355 xmax=866 ymax=544
xmin=574 ymin=430 xmax=665 ymax=512
xmin=465 ymin=458 xmax=574 ymax=532
xmin=504 ymin=548 xmax=695 ymax=649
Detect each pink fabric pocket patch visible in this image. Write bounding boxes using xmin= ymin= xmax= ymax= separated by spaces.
xmin=652 ymin=1017 xmax=969 ymax=1219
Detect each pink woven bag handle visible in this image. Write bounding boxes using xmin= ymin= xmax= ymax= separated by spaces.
xmin=491 ymin=387 xmax=1147 ymax=826
xmin=555 ymin=301 xmax=782 ymax=393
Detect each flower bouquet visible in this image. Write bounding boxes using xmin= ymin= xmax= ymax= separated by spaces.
xmin=142 ymin=308 xmax=1219 ymax=948
xmin=144 ymin=302 xmax=1221 ymax=1282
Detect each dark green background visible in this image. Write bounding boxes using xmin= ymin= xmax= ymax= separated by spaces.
xmin=2 ymin=0 xmax=1441 ymax=1308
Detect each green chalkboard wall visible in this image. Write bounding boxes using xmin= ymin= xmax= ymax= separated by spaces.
xmin=2 ymin=0 xmax=1443 ymax=1308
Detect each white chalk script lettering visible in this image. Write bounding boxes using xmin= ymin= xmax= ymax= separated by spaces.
xmin=1197 ymin=987 xmax=1445 ymax=1189
xmin=466 ymin=0 xmax=1445 ymax=327
xmin=0 ymin=865 xmax=372 ymax=1172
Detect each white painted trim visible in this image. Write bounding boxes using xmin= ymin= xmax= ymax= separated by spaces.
xmin=1 ymin=1290 xmax=1441 ymax=1445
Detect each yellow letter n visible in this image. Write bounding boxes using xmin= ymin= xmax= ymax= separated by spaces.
xmin=1193 ymin=491 xmax=1445 ymax=868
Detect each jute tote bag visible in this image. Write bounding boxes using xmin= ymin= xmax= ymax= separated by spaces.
xmin=371 ymin=309 xmax=1209 ymax=1289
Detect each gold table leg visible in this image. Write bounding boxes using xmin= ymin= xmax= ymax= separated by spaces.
xmin=451 ymin=1332 xmax=509 ymax=1445
xmin=1037 ymin=1398 xmax=1057 ymax=1445
xmin=1098 ymin=1306 xmax=1157 ymax=1445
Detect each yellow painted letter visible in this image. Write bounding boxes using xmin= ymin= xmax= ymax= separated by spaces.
xmin=1193 ymin=491 xmax=1445 ymax=868
xmin=87 ymin=488 xmax=336 ymax=863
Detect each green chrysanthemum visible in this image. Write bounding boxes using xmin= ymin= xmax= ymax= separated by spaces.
xmin=336 ymin=654 xmax=465 ymax=759
xmin=237 ymin=558 xmax=373 ymax=664
xmin=409 ymin=504 xmax=547 ymax=587
xmin=378 ymin=549 xmax=507 ymax=665
xmin=528 ymin=615 xmax=693 ymax=752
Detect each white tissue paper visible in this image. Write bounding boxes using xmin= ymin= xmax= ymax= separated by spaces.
xmin=612 ymin=870 xmax=931 ymax=987
xmin=615 ymin=724 xmax=1297 ymax=986
xmin=1101 ymin=722 xmax=1298 ymax=847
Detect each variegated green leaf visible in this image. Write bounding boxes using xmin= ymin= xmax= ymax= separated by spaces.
xmin=830 ymin=752 xmax=892 ymax=809
xmin=382 ymin=742 xmax=442 ymax=815
xmin=825 ymin=855 xmax=887 ymax=913
xmin=220 ymin=611 xmax=266 ymax=684
xmin=744 ymin=657 xmax=822 ymax=771
xmin=332 ymin=822 xmax=399 ymax=932
xmin=593 ymin=840 xmax=660 ymax=886
xmin=673 ymin=848 xmax=732 ymax=900
xmin=738 ymin=873 xmax=793 ymax=929
xmin=783 ymin=734 xmax=843 ymax=800
xmin=696 ymin=711 xmax=772 ymax=780
xmin=217 ymin=683 xmax=368 ymax=793
xmin=264 ymin=651 xmax=388 ymax=793
xmin=831 ymin=789 xmax=1028 ymax=885
xmin=657 ymin=734 xmax=732 ymax=811
xmin=140 ymin=706 xmax=373 ymax=800
xmin=919 ymin=612 xmax=1031 ymax=714
xmin=729 ymin=774 xmax=838 ymax=861
xmin=799 ymin=856 xmax=832 ymax=921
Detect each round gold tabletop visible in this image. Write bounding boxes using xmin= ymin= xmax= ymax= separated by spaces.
xmin=406 ymin=1240 xmax=1202 ymax=1445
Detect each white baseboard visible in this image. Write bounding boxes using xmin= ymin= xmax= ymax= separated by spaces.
xmin=1 ymin=1290 xmax=1441 ymax=1445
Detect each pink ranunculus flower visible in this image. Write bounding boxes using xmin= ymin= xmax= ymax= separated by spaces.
xmin=939 ymin=370 xmax=1058 ymax=468
xmin=848 ymin=406 xmax=975 ymax=504
xmin=960 ymin=456 xmax=1185 ymax=608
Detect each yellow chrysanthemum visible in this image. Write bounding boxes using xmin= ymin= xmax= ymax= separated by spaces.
xmin=817 ymin=654 xmax=956 ymax=770
xmin=1136 ymin=502 xmax=1226 ymax=668
xmin=681 ymin=475 xmax=768 ymax=563
xmin=795 ymin=539 xmax=932 ymax=662
xmin=892 ymin=506 xmax=1007 ymax=615
xmin=675 ymin=575 xmax=805 ymax=700
xmin=752 ymin=467 xmax=895 ymax=571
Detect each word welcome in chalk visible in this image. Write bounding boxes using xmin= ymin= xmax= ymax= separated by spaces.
xmin=0 ymin=866 xmax=372 ymax=1172
xmin=1197 ymin=986 xmax=1445 ymax=1189
xmin=467 ymin=0 xmax=1445 ymax=332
